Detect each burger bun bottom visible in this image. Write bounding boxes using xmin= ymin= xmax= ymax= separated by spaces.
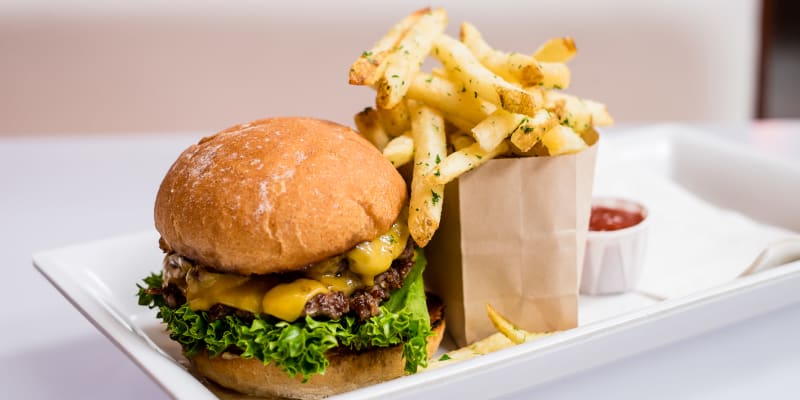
xmin=192 ymin=320 xmax=446 ymax=399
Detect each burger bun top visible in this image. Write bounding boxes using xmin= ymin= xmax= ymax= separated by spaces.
xmin=154 ymin=117 xmax=407 ymax=275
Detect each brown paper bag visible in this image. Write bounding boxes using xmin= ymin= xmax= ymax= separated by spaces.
xmin=426 ymin=132 xmax=598 ymax=346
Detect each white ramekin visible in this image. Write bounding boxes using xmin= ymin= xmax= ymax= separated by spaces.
xmin=580 ymin=197 xmax=649 ymax=295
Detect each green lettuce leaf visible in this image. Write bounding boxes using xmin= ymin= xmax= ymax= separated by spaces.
xmin=137 ymin=249 xmax=433 ymax=380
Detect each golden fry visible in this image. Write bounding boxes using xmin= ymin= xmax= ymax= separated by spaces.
xmin=377 ymin=100 xmax=411 ymax=137
xmin=430 ymin=66 xmax=450 ymax=79
xmin=377 ymin=8 xmax=447 ymax=109
xmin=509 ymin=108 xmax=558 ymax=152
xmin=541 ymin=124 xmax=588 ymax=155
xmin=449 ymin=132 xmax=476 ymax=151
xmin=533 ymin=37 xmax=577 ymax=63
xmin=486 ymin=304 xmax=552 ymax=344
xmin=460 ymin=22 xmax=538 ymax=86
xmin=510 ymin=140 xmax=550 ymax=157
xmin=353 ymin=107 xmax=391 ymax=150
xmin=432 ymin=34 xmax=537 ymax=115
xmin=543 ymin=91 xmax=614 ymax=132
xmin=382 ymin=132 xmax=414 ymax=167
xmin=461 ymin=23 xmax=570 ymax=89
xmin=408 ymin=102 xmax=447 ymax=247
xmin=348 ymin=8 xmax=429 ymax=86
xmin=583 ymin=99 xmax=614 ymax=126
xmin=471 ymin=109 xmax=528 ymax=152
xmin=406 ymin=72 xmax=495 ymax=130
xmin=536 ymin=62 xmax=571 ymax=90
xmin=428 ymin=140 xmax=508 ymax=186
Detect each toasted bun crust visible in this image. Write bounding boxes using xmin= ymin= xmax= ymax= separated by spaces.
xmin=155 ymin=117 xmax=407 ymax=275
xmin=193 ymin=319 xmax=446 ymax=399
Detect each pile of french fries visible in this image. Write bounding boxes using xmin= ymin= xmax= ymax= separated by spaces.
xmin=349 ymin=7 xmax=613 ymax=247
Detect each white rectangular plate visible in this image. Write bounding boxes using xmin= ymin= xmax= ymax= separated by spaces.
xmin=34 ymin=127 xmax=800 ymax=399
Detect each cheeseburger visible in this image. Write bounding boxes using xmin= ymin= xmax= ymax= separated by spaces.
xmin=137 ymin=117 xmax=444 ymax=399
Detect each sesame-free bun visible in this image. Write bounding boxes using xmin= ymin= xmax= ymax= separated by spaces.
xmin=155 ymin=117 xmax=407 ymax=275
xmin=193 ymin=309 xmax=446 ymax=399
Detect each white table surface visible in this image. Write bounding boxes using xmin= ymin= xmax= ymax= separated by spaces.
xmin=2 ymin=123 xmax=799 ymax=399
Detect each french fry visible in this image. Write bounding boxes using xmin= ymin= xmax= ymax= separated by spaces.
xmin=471 ymin=108 xmax=558 ymax=154
xmin=408 ymin=102 xmax=447 ymax=247
xmin=524 ymin=86 xmax=546 ymax=107
xmin=537 ymin=62 xmax=571 ymax=90
xmin=544 ymin=91 xmax=609 ymax=133
xmin=430 ymin=66 xmax=450 ymax=79
xmin=510 ymin=139 xmax=550 ymax=157
xmin=432 ymin=34 xmax=537 ymax=115
xmin=461 ymin=23 xmax=570 ymax=89
xmin=460 ymin=22 xmax=538 ymax=86
xmin=449 ymin=132 xmax=476 ymax=151
xmin=533 ymin=37 xmax=577 ymax=63
xmin=406 ymin=72 xmax=495 ymax=130
xmin=348 ymin=8 xmax=430 ymax=86
xmin=545 ymin=91 xmax=592 ymax=132
xmin=446 ymin=114 xmax=481 ymax=134
xmin=471 ymin=109 xmax=528 ymax=152
xmin=377 ymin=8 xmax=448 ymax=109
xmin=376 ymin=100 xmax=411 ymax=137
xmin=486 ymin=304 xmax=552 ymax=344
xmin=509 ymin=108 xmax=558 ymax=152
xmin=541 ymin=124 xmax=587 ymax=155
xmin=382 ymin=132 xmax=414 ymax=167
xmin=486 ymin=304 xmax=527 ymax=344
xmin=428 ymin=140 xmax=508 ymax=186
xmin=583 ymin=99 xmax=614 ymax=126
xmin=353 ymin=107 xmax=391 ymax=150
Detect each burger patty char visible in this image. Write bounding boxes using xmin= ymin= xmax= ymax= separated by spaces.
xmin=304 ymin=240 xmax=416 ymax=321
xmin=158 ymin=239 xmax=417 ymax=322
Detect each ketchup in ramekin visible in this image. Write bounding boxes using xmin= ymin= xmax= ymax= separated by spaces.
xmin=589 ymin=205 xmax=645 ymax=231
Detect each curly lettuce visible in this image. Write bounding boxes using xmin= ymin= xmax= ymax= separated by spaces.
xmin=137 ymin=250 xmax=432 ymax=380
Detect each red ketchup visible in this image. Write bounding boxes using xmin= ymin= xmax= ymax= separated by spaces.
xmin=589 ymin=206 xmax=644 ymax=231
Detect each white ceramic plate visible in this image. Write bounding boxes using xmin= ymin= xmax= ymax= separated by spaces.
xmin=32 ymin=129 xmax=800 ymax=399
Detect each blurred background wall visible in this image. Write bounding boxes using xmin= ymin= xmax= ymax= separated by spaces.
xmin=0 ymin=0 xmax=793 ymax=136
xmin=760 ymin=0 xmax=800 ymax=118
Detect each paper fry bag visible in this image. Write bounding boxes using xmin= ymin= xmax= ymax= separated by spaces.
xmin=426 ymin=133 xmax=598 ymax=346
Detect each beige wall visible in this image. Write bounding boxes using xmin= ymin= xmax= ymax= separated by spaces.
xmin=0 ymin=0 xmax=758 ymax=135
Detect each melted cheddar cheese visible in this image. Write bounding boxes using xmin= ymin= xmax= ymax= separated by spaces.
xmin=186 ymin=271 xmax=269 ymax=314
xmin=261 ymin=279 xmax=329 ymax=321
xmin=183 ymin=218 xmax=410 ymax=322
xmin=305 ymin=257 xmax=362 ymax=296
xmin=346 ymin=219 xmax=409 ymax=285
